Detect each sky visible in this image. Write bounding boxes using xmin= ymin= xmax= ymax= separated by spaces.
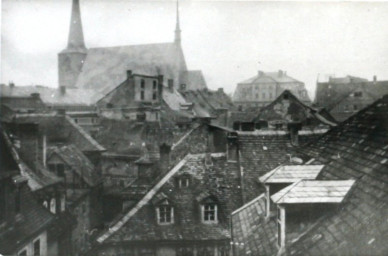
xmin=2 ymin=0 xmax=388 ymax=100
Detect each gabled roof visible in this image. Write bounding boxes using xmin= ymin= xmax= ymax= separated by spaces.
xmin=238 ymin=71 xmax=302 ymax=84
xmin=232 ymin=95 xmax=388 ymax=256
xmin=271 ymin=179 xmax=355 ymax=204
xmin=259 ymin=165 xmax=324 ymax=184
xmin=13 ymin=113 xmax=105 ymax=152
xmin=253 ymin=90 xmax=337 ymax=127
xmin=48 ymin=144 xmax=101 ymax=186
xmin=76 ymin=43 xmax=186 ymax=93
xmin=97 ymin=153 xmax=243 ymax=244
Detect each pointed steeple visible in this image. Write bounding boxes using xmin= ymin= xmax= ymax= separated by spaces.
xmin=174 ymin=0 xmax=181 ymax=44
xmin=67 ymin=0 xmax=86 ymax=51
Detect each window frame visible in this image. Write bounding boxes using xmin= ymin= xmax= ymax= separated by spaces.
xmin=33 ymin=238 xmax=40 ymax=256
xmin=202 ymin=203 xmax=218 ymax=224
xmin=156 ymin=204 xmax=174 ymax=225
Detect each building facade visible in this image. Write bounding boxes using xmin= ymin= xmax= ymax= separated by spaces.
xmin=233 ymin=70 xmax=310 ymax=110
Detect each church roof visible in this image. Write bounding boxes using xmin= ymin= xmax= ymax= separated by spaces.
xmin=180 ymin=70 xmax=207 ymax=90
xmin=76 ymin=43 xmax=187 ymax=94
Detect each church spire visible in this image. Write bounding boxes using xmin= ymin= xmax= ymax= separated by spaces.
xmin=174 ymin=0 xmax=181 ymax=44
xmin=67 ymin=0 xmax=86 ymax=50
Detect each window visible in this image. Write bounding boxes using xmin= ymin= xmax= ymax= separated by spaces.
xmin=18 ymin=250 xmax=27 ymax=256
xmin=43 ymin=200 xmax=48 ymax=208
xmin=255 ymin=93 xmax=259 ymax=99
xmin=48 ymin=163 xmax=65 ymax=177
xmin=178 ymin=177 xmax=190 ymax=188
xmin=50 ymin=198 xmax=56 ymax=214
xmin=152 ymin=92 xmax=157 ymax=100
xmin=353 ymin=105 xmax=358 ymax=111
xmin=141 ymin=91 xmax=145 ymax=100
xmin=74 ymin=118 xmax=78 ymax=123
xmin=153 ymin=80 xmax=157 ymax=90
xmin=344 ymin=105 xmax=349 ymax=112
xmin=262 ymin=92 xmax=266 ymax=99
xmin=34 ymin=239 xmax=40 ymax=256
xmin=141 ymin=79 xmax=145 ymax=89
xmin=269 ymin=92 xmax=273 ymax=99
xmin=60 ymin=195 xmax=66 ymax=212
xmin=202 ymin=203 xmax=218 ymax=223
xmin=177 ymin=247 xmax=194 ymax=256
xmin=157 ymin=205 xmax=174 ymax=224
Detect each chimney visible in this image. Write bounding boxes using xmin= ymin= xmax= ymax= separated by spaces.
xmin=60 ymin=86 xmax=66 ymax=95
xmin=30 ymin=93 xmax=40 ymax=99
xmin=127 ymin=70 xmax=133 ymax=79
xmin=227 ymin=132 xmax=239 ymax=162
xmin=373 ymin=75 xmax=377 ymax=83
xmin=217 ymin=87 xmax=224 ymax=93
xmin=9 ymin=81 xmax=15 ymax=88
xmin=159 ymin=143 xmax=171 ymax=172
xmin=158 ymin=75 xmax=164 ymax=102
xmin=278 ymin=70 xmax=284 ymax=77
xmin=168 ymin=79 xmax=174 ymax=91
xmin=287 ymin=122 xmax=301 ymax=146
xmin=135 ymin=143 xmax=154 ymax=181
xmin=258 ymin=70 xmax=264 ymax=77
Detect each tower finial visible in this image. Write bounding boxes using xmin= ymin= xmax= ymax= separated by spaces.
xmin=174 ymin=0 xmax=181 ymax=44
xmin=67 ymin=0 xmax=86 ymax=50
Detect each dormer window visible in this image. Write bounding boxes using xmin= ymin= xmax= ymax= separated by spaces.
xmin=178 ymin=177 xmax=190 ymax=188
xmin=156 ymin=199 xmax=174 ymax=225
xmin=202 ymin=203 xmax=218 ymax=223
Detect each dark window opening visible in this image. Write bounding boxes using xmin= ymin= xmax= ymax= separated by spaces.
xmin=141 ymin=79 xmax=145 ymax=89
xmin=34 ymin=239 xmax=40 ymax=256
xmin=153 ymin=81 xmax=157 ymax=90
xmin=203 ymin=204 xmax=217 ymax=222
xmin=152 ymin=92 xmax=157 ymax=100
xmin=141 ymin=91 xmax=145 ymax=100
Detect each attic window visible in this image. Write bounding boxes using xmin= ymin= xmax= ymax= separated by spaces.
xmin=178 ymin=177 xmax=190 ymax=188
xmin=202 ymin=203 xmax=218 ymax=223
xmin=156 ymin=200 xmax=174 ymax=225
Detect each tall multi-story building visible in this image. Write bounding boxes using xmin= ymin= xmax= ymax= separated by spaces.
xmin=233 ymin=70 xmax=311 ymax=110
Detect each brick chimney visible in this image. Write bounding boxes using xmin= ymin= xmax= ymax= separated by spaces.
xmin=127 ymin=70 xmax=133 ymax=79
xmin=9 ymin=81 xmax=15 ymax=88
xmin=373 ymin=75 xmax=377 ymax=83
xmin=278 ymin=70 xmax=284 ymax=77
xmin=168 ymin=79 xmax=174 ymax=91
xmin=258 ymin=70 xmax=264 ymax=77
xmin=159 ymin=143 xmax=171 ymax=172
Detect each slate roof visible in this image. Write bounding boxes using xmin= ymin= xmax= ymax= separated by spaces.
xmin=48 ymin=144 xmax=101 ymax=186
xmin=237 ymin=130 xmax=326 ymax=202
xmin=271 ymin=180 xmax=355 ymax=204
xmin=231 ymin=95 xmax=388 ymax=256
xmin=98 ymin=153 xmax=243 ymax=244
xmin=13 ymin=113 xmax=105 ymax=152
xmin=259 ymin=165 xmax=324 ymax=184
xmin=180 ymin=70 xmax=207 ymax=90
xmin=0 ymin=96 xmax=46 ymax=111
xmin=0 ymin=128 xmax=56 ymax=254
xmin=1 ymin=127 xmax=62 ymax=191
xmin=75 ymin=43 xmax=186 ymax=93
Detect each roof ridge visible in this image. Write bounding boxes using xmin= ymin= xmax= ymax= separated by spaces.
xmin=97 ymin=154 xmax=190 ymax=243
xmin=89 ymin=42 xmax=174 ymax=51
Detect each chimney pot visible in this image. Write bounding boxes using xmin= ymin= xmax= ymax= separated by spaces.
xmin=278 ymin=70 xmax=284 ymax=77
xmin=127 ymin=70 xmax=132 ymax=78
xmin=218 ymin=88 xmax=224 ymax=93
xmin=373 ymin=75 xmax=377 ymax=83
xmin=9 ymin=81 xmax=15 ymax=88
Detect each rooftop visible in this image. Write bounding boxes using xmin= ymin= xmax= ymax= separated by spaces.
xmin=259 ymin=165 xmax=324 ymax=184
xmin=271 ymin=179 xmax=355 ymax=204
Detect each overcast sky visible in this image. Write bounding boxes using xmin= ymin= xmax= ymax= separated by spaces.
xmin=2 ymin=0 xmax=388 ymax=99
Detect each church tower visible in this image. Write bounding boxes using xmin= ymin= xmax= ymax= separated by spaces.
xmin=58 ymin=0 xmax=87 ymax=89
